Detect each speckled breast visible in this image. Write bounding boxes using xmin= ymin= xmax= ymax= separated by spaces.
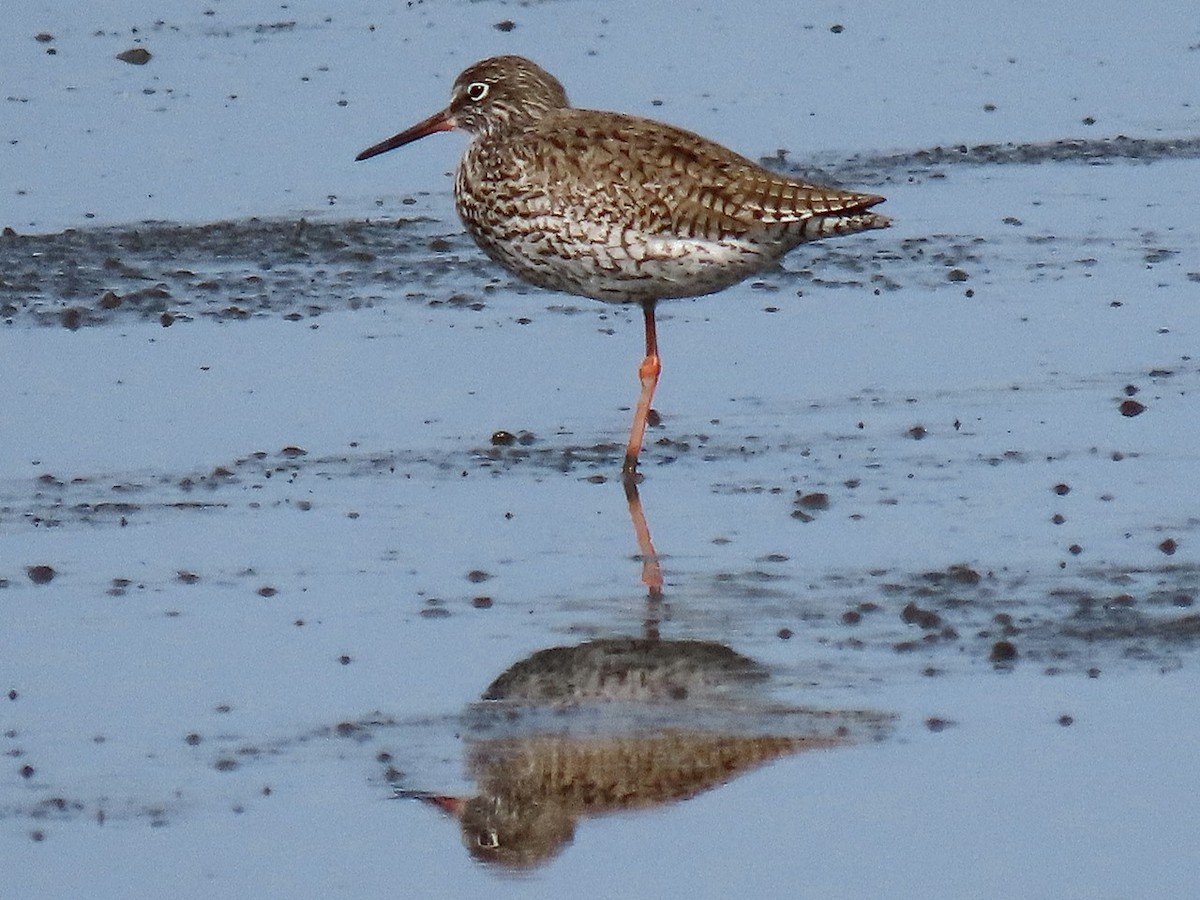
xmin=453 ymin=150 xmax=785 ymax=305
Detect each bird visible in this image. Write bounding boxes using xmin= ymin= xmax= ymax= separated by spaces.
xmin=356 ymin=55 xmax=890 ymax=480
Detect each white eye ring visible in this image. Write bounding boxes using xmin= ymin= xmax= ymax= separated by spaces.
xmin=466 ymin=81 xmax=489 ymax=102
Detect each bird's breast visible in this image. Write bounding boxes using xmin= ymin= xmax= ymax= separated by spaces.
xmin=456 ymin=186 xmax=778 ymax=302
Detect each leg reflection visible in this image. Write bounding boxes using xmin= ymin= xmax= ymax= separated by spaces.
xmin=623 ymin=476 xmax=664 ymax=607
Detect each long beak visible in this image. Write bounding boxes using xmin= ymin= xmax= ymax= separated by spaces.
xmin=393 ymin=789 xmax=464 ymax=818
xmin=355 ymin=108 xmax=456 ymax=161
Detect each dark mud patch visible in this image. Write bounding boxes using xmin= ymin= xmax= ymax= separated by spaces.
xmin=0 ymin=419 xmax=957 ymax=533
xmin=5 ymin=439 xmax=1198 ymax=680
xmin=0 ymin=709 xmax=403 ymax=836
xmin=1 ymin=651 xmax=891 ymax=846
xmin=0 ymin=216 xmax=496 ymax=328
xmin=700 ymin=560 xmax=1200 ymax=677
xmin=0 ymin=213 xmax=901 ymax=328
xmin=7 ymin=133 xmax=1197 ymax=330
xmin=774 ymin=133 xmax=1200 ymax=187
xmin=0 ymin=794 xmax=179 ymax=836
xmin=0 ymin=212 xmax=1142 ymax=328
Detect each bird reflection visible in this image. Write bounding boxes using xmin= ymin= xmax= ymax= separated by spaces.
xmin=392 ymin=438 xmax=887 ymax=868
xmin=394 ymin=638 xmax=891 ymax=870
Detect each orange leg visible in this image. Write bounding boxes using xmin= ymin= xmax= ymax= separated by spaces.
xmin=622 ymin=301 xmax=660 ymax=479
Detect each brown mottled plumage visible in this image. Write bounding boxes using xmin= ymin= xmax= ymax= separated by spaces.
xmin=357 ymin=55 xmax=890 ymax=478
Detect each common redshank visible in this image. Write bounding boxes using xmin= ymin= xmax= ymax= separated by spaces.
xmin=356 ymin=55 xmax=890 ymax=479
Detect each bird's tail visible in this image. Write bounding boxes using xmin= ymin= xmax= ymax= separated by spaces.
xmin=801 ymin=210 xmax=891 ymax=240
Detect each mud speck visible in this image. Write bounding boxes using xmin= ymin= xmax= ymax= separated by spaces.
xmin=27 ymin=565 xmax=56 ymax=584
xmin=902 ymin=602 xmax=942 ymax=630
xmin=989 ymin=639 xmax=1019 ymax=663
xmin=116 ymin=48 xmax=152 ymax=65
xmin=1119 ymin=399 xmax=1146 ymax=417
xmin=795 ymin=491 xmax=830 ymax=510
xmin=946 ymin=564 xmax=981 ymax=585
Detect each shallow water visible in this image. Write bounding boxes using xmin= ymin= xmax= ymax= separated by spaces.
xmin=4 ymin=2 xmax=1200 ymax=898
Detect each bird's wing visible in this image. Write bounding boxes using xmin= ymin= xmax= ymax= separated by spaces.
xmin=515 ymin=110 xmax=886 ymax=241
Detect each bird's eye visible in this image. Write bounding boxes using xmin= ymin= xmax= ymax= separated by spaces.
xmin=466 ymin=82 xmax=489 ymax=102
